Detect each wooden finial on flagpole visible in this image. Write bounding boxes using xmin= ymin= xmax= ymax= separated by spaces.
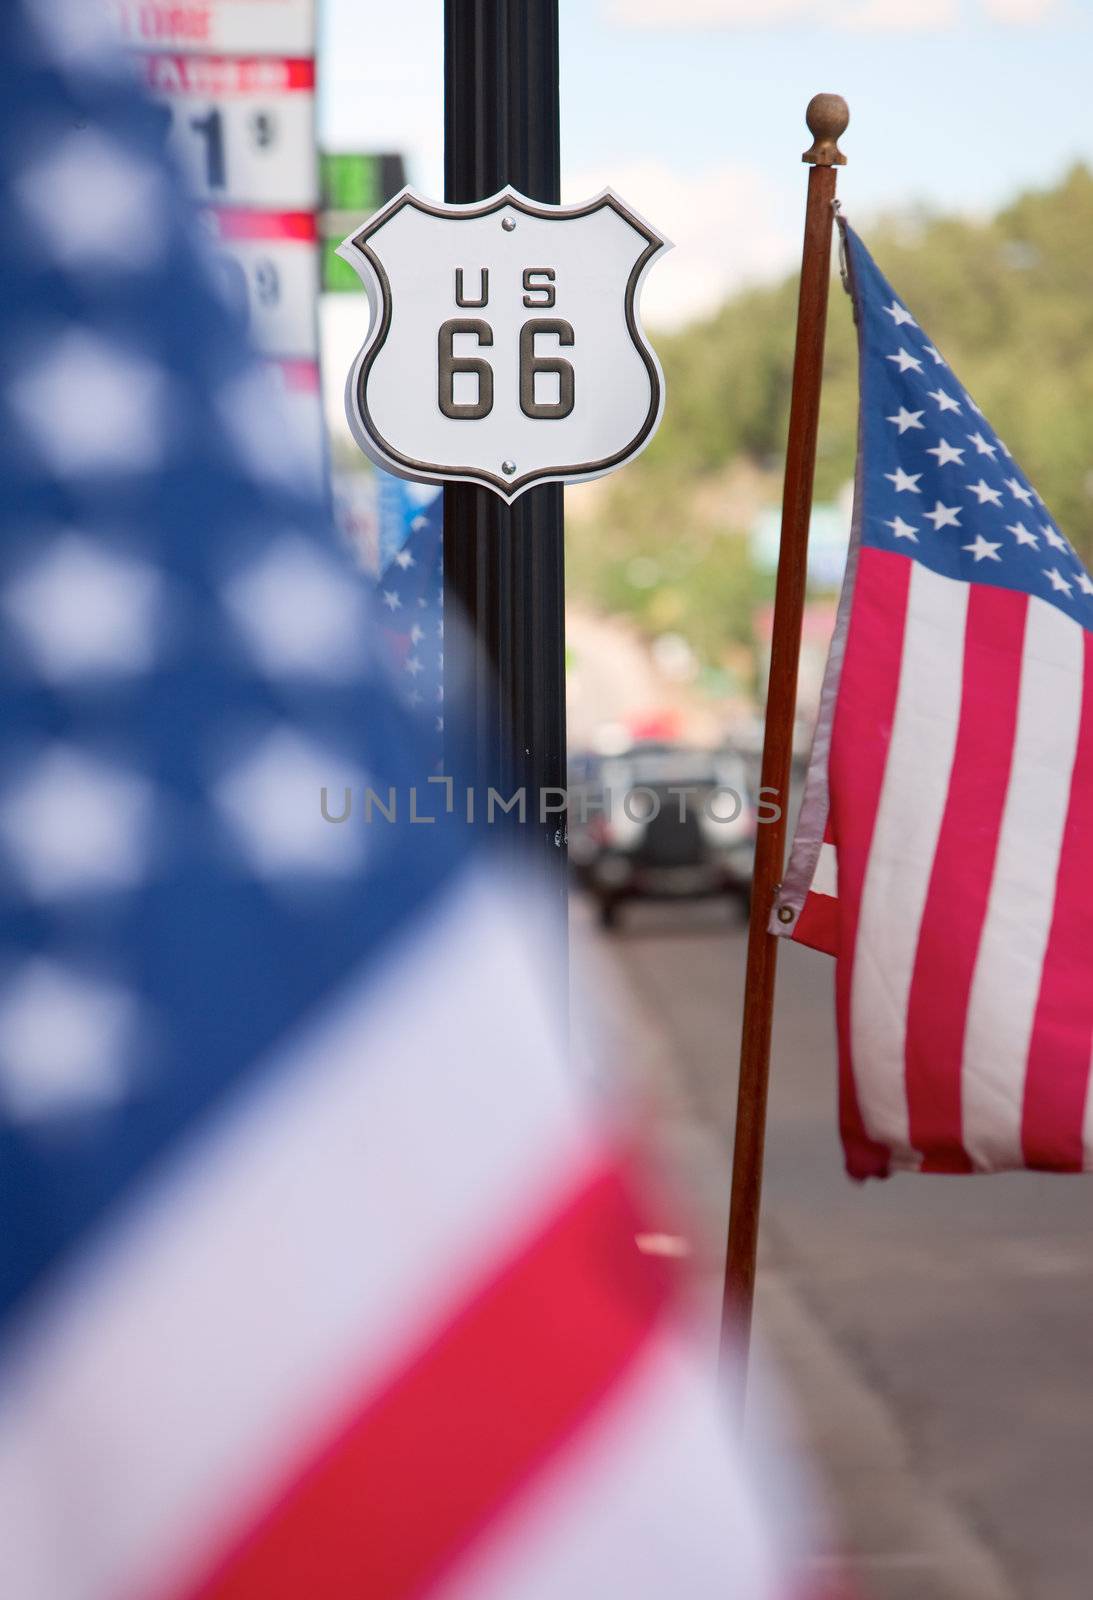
xmin=721 ymin=96 xmax=848 ymax=1400
xmin=802 ymin=93 xmax=849 ymax=166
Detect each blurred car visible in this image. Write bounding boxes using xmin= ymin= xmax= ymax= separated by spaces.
xmin=569 ymin=743 xmax=756 ymax=929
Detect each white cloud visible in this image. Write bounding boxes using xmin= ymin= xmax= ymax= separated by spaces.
xmin=981 ymin=0 xmax=1058 ymax=20
xmin=611 ymin=0 xmax=811 ymax=20
xmin=564 ymin=162 xmax=796 ymax=330
xmin=610 ymin=0 xmax=973 ymax=24
xmin=611 ymin=0 xmax=1057 ymax=24
xmin=840 ymin=0 xmax=957 ymax=26
xmin=319 ymin=0 xmax=442 ymax=194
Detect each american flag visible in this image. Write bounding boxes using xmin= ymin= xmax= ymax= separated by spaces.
xmin=0 ymin=6 xmax=785 ymax=1596
xmin=376 ymin=491 xmax=445 ymax=762
xmin=775 ymin=220 xmax=1093 ymax=1180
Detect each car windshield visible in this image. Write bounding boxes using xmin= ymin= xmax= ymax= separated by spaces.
xmin=616 ymin=749 xmax=747 ymax=791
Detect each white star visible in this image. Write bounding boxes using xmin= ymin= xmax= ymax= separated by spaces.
xmin=997 ymin=439 xmax=1012 ymax=457
xmin=393 ymin=549 xmax=416 ymax=571
xmin=1078 ymin=571 xmax=1093 ymax=597
xmin=1041 ymin=523 xmax=1068 ymax=551
xmin=1044 ymin=568 xmax=1073 ymax=596
xmin=409 ymin=623 xmax=425 ymax=645
xmin=885 ymin=466 xmax=922 ymax=493
xmin=923 ymin=344 xmax=945 ymax=365
xmin=10 ymin=331 xmax=167 ymax=477
xmin=17 ymin=131 xmax=167 ymax=272
xmin=382 ymin=589 xmax=402 ymax=612
xmin=222 ymin=538 xmax=365 ymax=680
xmin=923 ymin=501 xmax=962 ymax=531
xmin=407 ymin=689 xmax=423 ymax=707
xmin=963 ymin=534 xmax=1002 ymax=563
xmin=883 ymin=301 xmax=917 ymax=327
xmin=886 ymin=407 xmax=925 ymax=434
xmin=967 ymin=396 xmax=985 ymax=417
xmin=967 ymin=431 xmax=997 ymax=458
xmin=1006 ymin=522 xmax=1039 ymax=548
xmin=218 ymin=364 xmax=322 ymax=493
xmin=24 ymin=0 xmax=124 ymax=73
xmin=4 ymin=537 xmax=162 ymax=681
xmin=926 ymin=439 xmax=964 ymax=467
xmin=0 ymin=962 xmax=138 ymax=1122
xmin=1 ymin=747 xmax=153 ymax=900
xmin=405 ymin=655 xmax=423 ymax=677
xmin=436 ymin=716 xmax=444 ymax=734
xmin=1004 ymin=477 xmax=1033 ymax=506
xmin=966 ymin=479 xmax=1003 ymax=507
xmin=886 ymin=348 xmax=923 ymax=373
xmin=927 ymin=388 xmax=962 ymax=414
xmin=884 ymin=516 xmax=918 ymax=541
xmin=215 ymin=727 xmax=366 ymax=879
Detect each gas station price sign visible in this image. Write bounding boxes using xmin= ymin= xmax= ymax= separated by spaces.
xmin=118 ymin=0 xmax=320 ymax=367
xmin=140 ymin=53 xmax=317 ymax=212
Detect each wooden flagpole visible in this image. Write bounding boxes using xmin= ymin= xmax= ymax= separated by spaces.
xmin=721 ymin=94 xmax=849 ymax=1375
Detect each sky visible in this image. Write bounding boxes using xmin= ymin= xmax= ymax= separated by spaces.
xmin=319 ymin=0 xmax=1093 ymax=333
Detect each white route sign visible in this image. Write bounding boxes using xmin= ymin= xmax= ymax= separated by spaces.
xmin=112 ymin=0 xmax=315 ymax=55
xmin=339 ymin=187 xmax=670 ymax=502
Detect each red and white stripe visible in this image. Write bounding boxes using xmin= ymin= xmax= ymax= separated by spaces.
xmin=0 ymin=876 xmax=781 ymax=1599
xmin=778 ymin=546 xmax=1093 ymax=1179
xmin=786 ymin=829 xmax=838 ymax=956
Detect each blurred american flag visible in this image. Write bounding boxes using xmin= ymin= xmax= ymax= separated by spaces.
xmin=0 ymin=5 xmax=787 ymax=1597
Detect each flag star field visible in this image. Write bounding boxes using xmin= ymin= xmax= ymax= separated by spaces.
xmin=856 ymin=232 xmax=1093 ymax=624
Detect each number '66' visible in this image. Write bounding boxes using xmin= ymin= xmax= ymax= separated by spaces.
xmin=438 ymin=318 xmax=575 ymax=421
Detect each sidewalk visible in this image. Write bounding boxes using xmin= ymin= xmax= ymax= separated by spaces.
xmin=576 ymin=898 xmax=1020 ymax=1600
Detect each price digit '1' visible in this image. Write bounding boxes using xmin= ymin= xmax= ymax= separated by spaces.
xmin=438 ymin=318 xmax=494 ymax=419
xmin=189 ymin=108 xmax=226 ymax=191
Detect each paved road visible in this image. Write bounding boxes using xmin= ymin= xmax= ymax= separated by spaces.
xmin=579 ymin=892 xmax=1093 ymax=1600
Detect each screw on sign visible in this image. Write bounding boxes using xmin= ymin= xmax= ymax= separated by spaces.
xmin=339 ymin=187 xmax=671 ymax=502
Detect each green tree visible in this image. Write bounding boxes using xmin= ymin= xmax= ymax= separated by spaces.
xmin=569 ymin=165 xmax=1093 ymax=669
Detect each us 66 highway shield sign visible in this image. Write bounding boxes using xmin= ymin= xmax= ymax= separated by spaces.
xmin=338 ymin=187 xmax=670 ymax=502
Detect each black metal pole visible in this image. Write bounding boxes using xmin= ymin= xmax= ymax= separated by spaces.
xmin=443 ymin=0 xmax=568 ymax=917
